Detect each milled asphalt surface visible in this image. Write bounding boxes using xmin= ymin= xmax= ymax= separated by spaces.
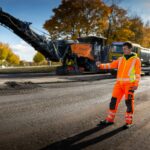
xmin=0 ymin=73 xmax=150 ymax=150
xmin=0 ymin=73 xmax=113 ymax=84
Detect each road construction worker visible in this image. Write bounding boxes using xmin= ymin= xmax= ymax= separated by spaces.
xmin=96 ymin=42 xmax=141 ymax=128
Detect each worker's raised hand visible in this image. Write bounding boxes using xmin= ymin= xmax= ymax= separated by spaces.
xmin=96 ymin=61 xmax=101 ymax=67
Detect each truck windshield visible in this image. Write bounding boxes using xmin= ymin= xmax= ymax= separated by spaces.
xmin=111 ymin=45 xmax=123 ymax=53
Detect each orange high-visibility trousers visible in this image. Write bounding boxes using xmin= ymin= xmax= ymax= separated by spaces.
xmin=106 ymin=82 xmax=134 ymax=124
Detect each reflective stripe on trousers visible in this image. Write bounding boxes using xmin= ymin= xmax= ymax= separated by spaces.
xmin=125 ymin=113 xmax=133 ymax=124
xmin=106 ymin=110 xmax=116 ymax=122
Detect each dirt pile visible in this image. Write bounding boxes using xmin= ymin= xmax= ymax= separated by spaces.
xmin=0 ymin=81 xmax=41 ymax=95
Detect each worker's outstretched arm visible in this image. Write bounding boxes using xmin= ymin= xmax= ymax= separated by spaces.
xmin=134 ymin=58 xmax=141 ymax=87
xmin=96 ymin=59 xmax=119 ymax=69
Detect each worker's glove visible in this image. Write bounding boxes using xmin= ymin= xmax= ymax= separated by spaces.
xmin=96 ymin=61 xmax=101 ymax=67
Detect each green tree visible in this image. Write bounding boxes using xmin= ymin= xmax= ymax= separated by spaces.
xmin=44 ymin=0 xmax=110 ymax=39
xmin=33 ymin=52 xmax=45 ymax=63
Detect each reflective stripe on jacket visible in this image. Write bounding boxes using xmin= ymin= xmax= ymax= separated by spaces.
xmin=99 ymin=54 xmax=141 ymax=86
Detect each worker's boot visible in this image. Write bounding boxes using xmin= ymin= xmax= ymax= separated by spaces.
xmin=124 ymin=113 xmax=133 ymax=129
xmin=100 ymin=120 xmax=114 ymax=125
xmin=123 ymin=123 xmax=134 ymax=129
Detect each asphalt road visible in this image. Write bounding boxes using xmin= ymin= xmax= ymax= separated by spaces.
xmin=0 ymin=74 xmax=150 ymax=150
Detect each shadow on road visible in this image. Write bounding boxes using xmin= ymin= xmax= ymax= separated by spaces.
xmin=40 ymin=124 xmax=125 ymax=150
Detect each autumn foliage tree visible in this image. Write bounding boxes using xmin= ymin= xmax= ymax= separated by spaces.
xmin=105 ymin=4 xmax=135 ymax=44
xmin=44 ymin=0 xmax=150 ymax=47
xmin=142 ymin=21 xmax=150 ymax=48
xmin=0 ymin=42 xmax=20 ymax=66
xmin=33 ymin=52 xmax=46 ymax=63
xmin=6 ymin=50 xmax=20 ymax=65
xmin=44 ymin=0 xmax=110 ymax=40
xmin=0 ymin=43 xmax=10 ymax=61
xmin=128 ymin=15 xmax=144 ymax=45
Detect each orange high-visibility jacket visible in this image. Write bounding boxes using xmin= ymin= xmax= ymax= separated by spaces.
xmin=99 ymin=54 xmax=141 ymax=86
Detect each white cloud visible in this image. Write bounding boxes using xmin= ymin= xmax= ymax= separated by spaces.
xmin=10 ymin=40 xmax=37 ymax=61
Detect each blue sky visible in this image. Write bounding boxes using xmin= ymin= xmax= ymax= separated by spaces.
xmin=0 ymin=0 xmax=61 ymax=61
xmin=119 ymin=0 xmax=150 ymax=21
xmin=0 ymin=0 xmax=150 ymax=61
